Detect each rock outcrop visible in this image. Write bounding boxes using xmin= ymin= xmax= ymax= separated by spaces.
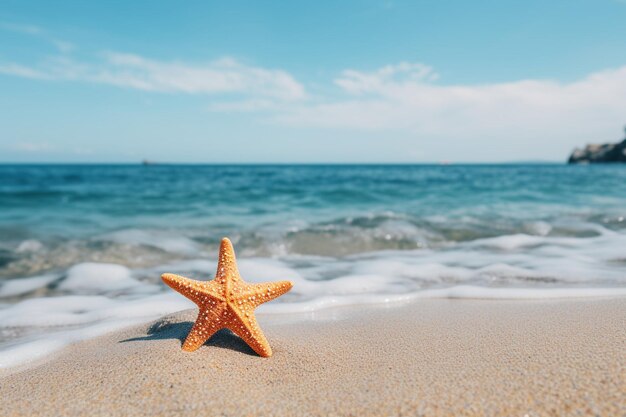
xmin=568 ymin=129 xmax=626 ymax=164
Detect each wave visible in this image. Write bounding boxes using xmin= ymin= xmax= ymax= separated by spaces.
xmin=3 ymin=211 xmax=625 ymax=278
xmin=1 ymin=224 xmax=626 ymax=370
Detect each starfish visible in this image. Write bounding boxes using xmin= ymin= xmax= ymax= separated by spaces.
xmin=161 ymin=237 xmax=293 ymax=357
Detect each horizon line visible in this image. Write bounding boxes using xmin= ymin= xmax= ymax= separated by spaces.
xmin=0 ymin=160 xmax=567 ymax=166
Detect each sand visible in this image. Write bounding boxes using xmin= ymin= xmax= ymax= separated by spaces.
xmin=1 ymin=298 xmax=624 ymax=416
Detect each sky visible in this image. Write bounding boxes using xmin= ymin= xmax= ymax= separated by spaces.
xmin=1 ymin=0 xmax=626 ymax=163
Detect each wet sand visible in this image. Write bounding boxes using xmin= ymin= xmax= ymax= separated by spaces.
xmin=1 ymin=298 xmax=625 ymax=416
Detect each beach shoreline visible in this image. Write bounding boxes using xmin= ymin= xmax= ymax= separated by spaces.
xmin=1 ymin=297 xmax=624 ymax=416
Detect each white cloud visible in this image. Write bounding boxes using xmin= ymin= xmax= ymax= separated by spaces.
xmin=273 ymin=63 xmax=626 ymax=159
xmin=207 ymin=99 xmax=280 ymax=112
xmin=8 ymin=142 xmax=94 ymax=156
xmin=11 ymin=142 xmax=55 ymax=152
xmin=0 ymin=53 xmax=306 ymax=101
xmin=334 ymin=62 xmax=438 ymax=94
xmin=1 ymin=21 xmax=72 ymax=53
xmin=0 ymin=63 xmax=52 ymax=80
xmin=72 ymin=147 xmax=94 ymax=155
xmin=0 ymin=22 xmax=42 ymax=35
xmin=101 ymin=53 xmax=305 ymax=100
xmin=52 ymin=40 xmax=74 ymax=54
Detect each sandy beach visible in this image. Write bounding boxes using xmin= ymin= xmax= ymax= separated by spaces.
xmin=1 ymin=297 xmax=624 ymax=416
xmin=3 ymin=0 xmax=626 ymax=414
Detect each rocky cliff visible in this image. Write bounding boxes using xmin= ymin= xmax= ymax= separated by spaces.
xmin=568 ymin=130 xmax=626 ymax=164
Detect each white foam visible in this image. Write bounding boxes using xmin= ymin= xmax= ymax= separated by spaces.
xmin=100 ymin=229 xmax=201 ymax=255
xmin=0 ymin=295 xmax=115 ymax=327
xmin=0 ymin=274 xmax=59 ymax=298
xmin=155 ymin=259 xmax=216 ymax=273
xmin=524 ymin=221 xmax=552 ymax=236
xmin=259 ymin=285 xmax=626 ymax=313
xmin=151 ymin=258 xmax=306 ymax=284
xmin=0 ymin=293 xmax=193 ymax=368
xmin=0 ymin=338 xmax=68 ymax=369
xmin=1 ymin=280 xmax=624 ymax=370
xmin=15 ymin=239 xmax=44 ymax=253
xmin=2 ymin=229 xmax=626 ymax=370
xmin=469 ymin=233 xmax=580 ymax=251
xmin=58 ymin=263 xmax=146 ymax=293
xmin=237 ymin=259 xmax=304 ymax=283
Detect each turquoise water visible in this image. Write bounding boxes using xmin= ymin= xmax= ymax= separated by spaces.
xmin=1 ymin=164 xmax=625 ymax=368
xmin=2 ymin=164 xmax=626 ymax=262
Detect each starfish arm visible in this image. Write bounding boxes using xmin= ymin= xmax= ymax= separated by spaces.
xmin=215 ymin=238 xmax=241 ymax=282
xmin=161 ymin=273 xmax=224 ymax=304
xmin=182 ymin=307 xmax=224 ymax=352
xmin=244 ymin=281 xmax=294 ymax=308
xmin=227 ymin=307 xmax=273 ymax=357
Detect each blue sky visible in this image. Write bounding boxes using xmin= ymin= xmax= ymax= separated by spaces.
xmin=1 ymin=0 xmax=626 ymax=163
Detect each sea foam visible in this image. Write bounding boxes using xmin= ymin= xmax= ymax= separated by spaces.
xmin=2 ymin=229 xmax=626 ymax=370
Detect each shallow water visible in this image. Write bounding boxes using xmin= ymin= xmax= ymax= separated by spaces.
xmin=1 ymin=164 xmax=625 ymax=368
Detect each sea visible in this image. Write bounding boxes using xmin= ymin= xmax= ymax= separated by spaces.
xmin=1 ymin=164 xmax=625 ymax=368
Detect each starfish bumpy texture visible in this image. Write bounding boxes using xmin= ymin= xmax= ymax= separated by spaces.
xmin=161 ymin=237 xmax=293 ymax=357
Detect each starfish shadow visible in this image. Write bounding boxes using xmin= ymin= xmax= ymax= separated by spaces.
xmin=120 ymin=320 xmax=257 ymax=356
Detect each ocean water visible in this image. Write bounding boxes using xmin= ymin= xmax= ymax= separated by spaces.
xmin=1 ymin=164 xmax=626 ymax=368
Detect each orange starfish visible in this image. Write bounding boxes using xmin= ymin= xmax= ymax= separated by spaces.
xmin=161 ymin=237 xmax=293 ymax=357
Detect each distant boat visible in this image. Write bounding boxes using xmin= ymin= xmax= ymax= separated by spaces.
xmin=142 ymin=159 xmax=157 ymax=166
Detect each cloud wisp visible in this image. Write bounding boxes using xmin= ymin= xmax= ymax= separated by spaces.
xmin=10 ymin=142 xmax=55 ymax=152
xmin=0 ymin=52 xmax=306 ymax=101
xmin=1 ymin=21 xmax=74 ymax=53
xmin=334 ymin=62 xmax=439 ymax=95
xmin=0 ymin=22 xmax=43 ymax=35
